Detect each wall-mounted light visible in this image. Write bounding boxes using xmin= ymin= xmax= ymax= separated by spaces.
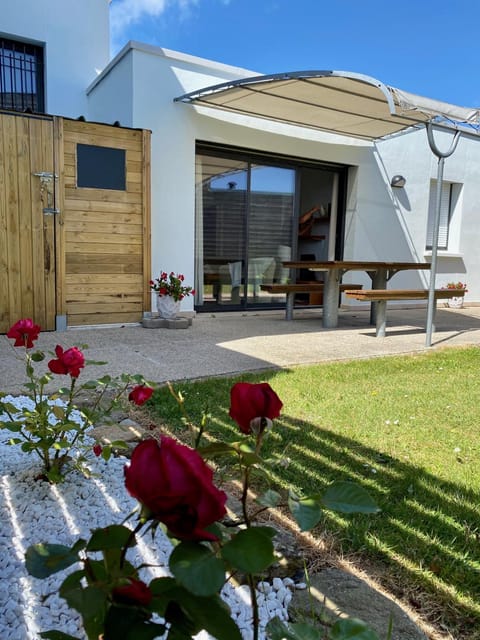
xmin=390 ymin=174 xmax=406 ymax=188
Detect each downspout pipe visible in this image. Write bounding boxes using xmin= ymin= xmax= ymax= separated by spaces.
xmin=425 ymin=123 xmax=461 ymax=347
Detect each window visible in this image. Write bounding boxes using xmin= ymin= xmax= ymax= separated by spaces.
xmin=0 ymin=37 xmax=45 ymax=112
xmin=426 ymin=181 xmax=461 ymax=251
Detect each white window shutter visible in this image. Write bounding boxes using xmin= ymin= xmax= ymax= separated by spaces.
xmin=426 ymin=182 xmax=451 ymax=250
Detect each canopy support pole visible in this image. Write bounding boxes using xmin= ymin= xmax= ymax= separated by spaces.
xmin=425 ymin=124 xmax=461 ymax=347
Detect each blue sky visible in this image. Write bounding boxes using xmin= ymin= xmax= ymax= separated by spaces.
xmin=110 ymin=0 xmax=479 ymax=107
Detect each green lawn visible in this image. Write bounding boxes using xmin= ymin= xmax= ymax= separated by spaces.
xmin=146 ymin=346 xmax=480 ymax=639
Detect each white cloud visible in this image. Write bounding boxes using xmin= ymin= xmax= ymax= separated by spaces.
xmin=110 ymin=0 xmax=198 ymax=36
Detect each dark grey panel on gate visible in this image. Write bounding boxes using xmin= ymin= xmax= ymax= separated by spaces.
xmin=77 ymin=144 xmax=126 ymax=190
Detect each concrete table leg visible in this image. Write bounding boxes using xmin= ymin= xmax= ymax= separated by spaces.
xmin=285 ymin=292 xmax=294 ymax=320
xmin=323 ymin=269 xmax=341 ymax=328
xmin=375 ymin=300 xmax=387 ymax=337
xmin=370 ymin=269 xmax=387 ymax=325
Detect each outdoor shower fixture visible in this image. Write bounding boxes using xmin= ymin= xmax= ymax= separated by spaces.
xmin=390 ymin=174 xmax=406 ymax=188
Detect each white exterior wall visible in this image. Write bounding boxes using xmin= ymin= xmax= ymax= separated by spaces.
xmin=375 ymin=128 xmax=480 ymax=302
xmin=1 ymin=0 xmax=110 ymax=117
xmin=86 ymin=47 xmax=134 ymax=127
xmin=86 ymin=44 xmax=480 ymax=310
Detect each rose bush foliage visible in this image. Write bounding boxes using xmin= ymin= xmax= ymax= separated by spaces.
xmin=26 ymin=378 xmax=382 ymax=640
xmin=0 ymin=319 xmax=154 ymax=483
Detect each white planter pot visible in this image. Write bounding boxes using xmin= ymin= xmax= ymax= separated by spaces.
xmin=446 ymin=296 xmax=464 ymax=309
xmin=156 ymin=295 xmax=181 ymax=319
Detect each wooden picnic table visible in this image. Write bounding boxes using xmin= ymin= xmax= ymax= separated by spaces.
xmin=283 ymin=260 xmax=432 ymax=328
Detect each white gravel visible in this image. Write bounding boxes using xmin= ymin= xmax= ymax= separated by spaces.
xmin=0 ymin=396 xmax=297 ymax=640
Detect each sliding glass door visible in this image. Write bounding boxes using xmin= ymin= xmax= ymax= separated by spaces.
xmin=195 ymin=151 xmax=295 ymax=310
xmin=195 ymin=145 xmax=347 ymax=312
xmin=247 ymin=165 xmax=295 ymax=304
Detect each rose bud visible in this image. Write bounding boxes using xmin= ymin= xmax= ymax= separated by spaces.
xmin=128 ymin=385 xmax=154 ymax=405
xmin=229 ymin=382 xmax=283 ymax=435
xmin=112 ymin=578 xmax=152 ymax=607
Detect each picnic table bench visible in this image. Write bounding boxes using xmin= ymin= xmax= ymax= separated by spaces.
xmin=344 ymin=288 xmax=466 ymax=337
xmin=282 ymin=260 xmax=432 ymax=328
xmin=261 ymin=283 xmax=363 ymax=320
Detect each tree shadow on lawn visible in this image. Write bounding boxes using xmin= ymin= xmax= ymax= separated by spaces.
xmin=261 ymin=414 xmax=480 ymax=638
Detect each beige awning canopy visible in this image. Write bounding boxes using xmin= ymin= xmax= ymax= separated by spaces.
xmin=175 ymin=71 xmax=480 ymax=141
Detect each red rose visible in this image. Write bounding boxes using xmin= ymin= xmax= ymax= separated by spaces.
xmin=125 ymin=437 xmax=227 ymax=541
xmin=229 ymin=382 xmax=283 ymax=434
xmin=7 ymin=318 xmax=41 ymax=348
xmin=128 ymin=385 xmax=154 ymax=405
xmin=48 ymin=345 xmax=85 ymax=378
xmin=112 ymin=578 xmax=152 ymax=607
xmin=93 ymin=444 xmax=103 ymax=457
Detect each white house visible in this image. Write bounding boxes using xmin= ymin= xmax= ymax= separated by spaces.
xmin=2 ymin=0 xmax=479 ymax=325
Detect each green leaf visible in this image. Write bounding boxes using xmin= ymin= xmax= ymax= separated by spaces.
xmin=288 ymin=492 xmax=323 ymax=532
xmin=322 ymin=482 xmax=380 ymax=514
xmin=86 ymin=525 xmax=136 ymax=552
xmin=0 ymin=400 xmax=20 ymax=413
xmin=80 ymin=380 xmax=99 ymax=390
xmin=84 ymin=360 xmax=108 ymax=366
xmin=221 ymin=526 xmax=276 ymax=573
xmin=101 ymin=447 xmax=112 ymax=461
xmin=197 ymin=442 xmax=238 ymax=458
xmin=39 ymin=631 xmax=82 ymax=639
xmin=149 ymin=578 xmax=189 ymax=618
xmin=167 ymin=588 xmax=242 ymax=640
xmin=105 ymin=605 xmax=165 ymax=640
xmin=51 ymin=405 xmax=66 ymax=420
xmin=31 ymin=350 xmax=46 ymax=362
xmin=169 ymin=542 xmax=225 ymax=596
xmin=232 ymin=441 xmax=263 ymax=466
xmin=110 ymin=439 xmax=129 ymax=449
xmin=59 ymin=569 xmax=85 ymax=600
xmin=266 ymin=617 xmax=322 ymax=640
xmin=96 ymin=374 xmax=112 ymax=385
xmin=329 ymin=618 xmax=380 ymax=639
xmin=257 ymin=489 xmax=282 ymax=508
xmin=25 ymin=543 xmax=79 ymax=578
xmin=3 ymin=422 xmax=24 ymax=433
xmin=62 ymin=584 xmax=107 ymax=638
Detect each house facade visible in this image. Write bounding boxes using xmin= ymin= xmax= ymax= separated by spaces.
xmin=1 ymin=0 xmax=478 ymax=327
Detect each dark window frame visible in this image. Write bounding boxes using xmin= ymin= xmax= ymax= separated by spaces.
xmin=0 ymin=36 xmax=45 ymax=113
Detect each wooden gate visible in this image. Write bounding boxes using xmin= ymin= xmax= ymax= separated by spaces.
xmin=61 ymin=119 xmax=151 ymax=327
xmin=0 ymin=112 xmax=57 ymax=332
xmin=1 ymin=112 xmax=151 ymax=333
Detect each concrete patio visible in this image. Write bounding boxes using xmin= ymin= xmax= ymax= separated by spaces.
xmin=2 ymin=305 xmax=480 ymax=395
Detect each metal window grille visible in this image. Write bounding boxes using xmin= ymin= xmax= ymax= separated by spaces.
xmin=0 ymin=38 xmax=45 ymax=112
